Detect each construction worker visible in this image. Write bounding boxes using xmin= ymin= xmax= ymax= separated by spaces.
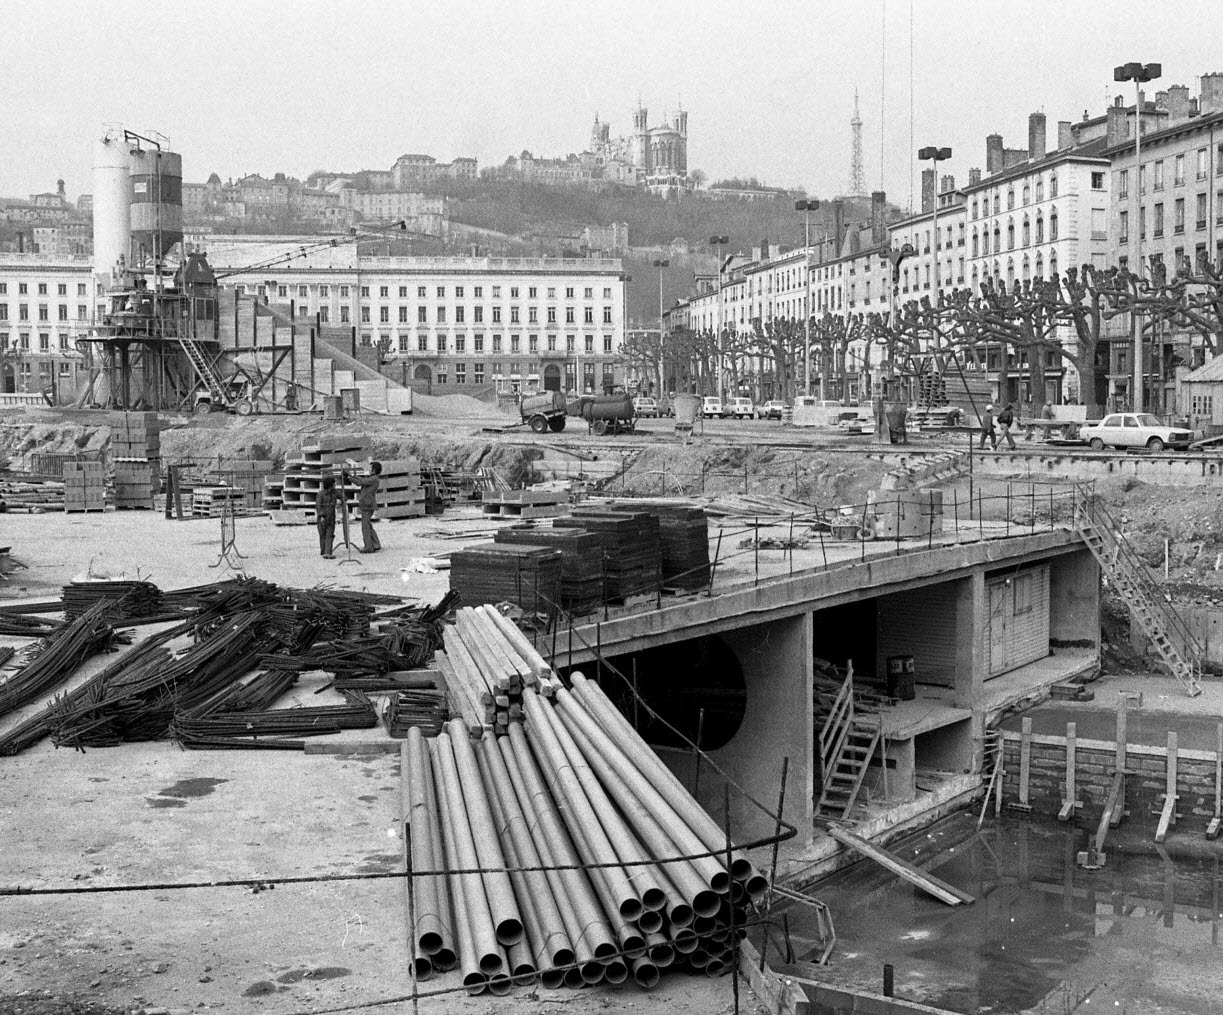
xmin=345 ymin=461 xmax=382 ymax=553
xmin=978 ymin=404 xmax=997 ymax=450
xmin=1040 ymin=400 xmax=1055 ymax=440
xmin=996 ymin=402 xmax=1017 ymax=450
xmin=315 ymin=475 xmax=338 ymax=559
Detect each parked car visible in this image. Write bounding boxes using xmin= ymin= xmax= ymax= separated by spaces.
xmin=761 ymin=399 xmax=788 ymax=420
xmin=1079 ymin=413 xmax=1194 ymax=452
xmin=728 ymin=396 xmax=756 ymax=419
xmin=633 ymin=396 xmax=659 ymax=418
xmin=701 ymin=396 xmax=725 ymax=418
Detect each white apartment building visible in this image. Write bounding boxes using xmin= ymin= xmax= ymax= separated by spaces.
xmin=0 ymin=254 xmax=94 ymax=395
xmin=203 ymin=240 xmax=628 ymax=395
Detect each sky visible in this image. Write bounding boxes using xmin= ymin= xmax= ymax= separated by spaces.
xmin=5 ymin=0 xmax=1223 ymax=210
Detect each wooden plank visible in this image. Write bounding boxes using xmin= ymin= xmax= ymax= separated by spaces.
xmin=1059 ymin=721 xmax=1080 ymax=822
xmin=1094 ymin=770 xmax=1124 ymax=856
xmin=1115 ymin=692 xmax=1128 ymax=775
xmin=1154 ymin=731 xmax=1178 ymax=843
xmin=1018 ymin=717 xmax=1032 ymax=807
xmin=1209 ymin=723 xmax=1223 ymax=841
xmin=825 ymin=825 xmax=973 ymax=906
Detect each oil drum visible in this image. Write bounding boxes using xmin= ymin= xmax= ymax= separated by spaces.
xmin=886 ymin=654 xmax=916 ymax=700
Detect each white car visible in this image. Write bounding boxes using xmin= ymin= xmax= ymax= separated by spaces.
xmin=701 ymin=396 xmax=725 ymax=418
xmin=633 ymin=397 xmax=659 ymax=418
xmin=1080 ymin=413 xmax=1194 ymax=452
xmin=727 ymin=397 xmax=756 ymax=419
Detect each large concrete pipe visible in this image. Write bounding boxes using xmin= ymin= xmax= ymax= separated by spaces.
xmin=521 ymin=694 xmax=643 ymax=924
xmin=418 ymin=737 xmax=457 ymax=972
xmin=570 ymin=673 xmax=767 ymax=900
xmin=554 ymin=690 xmax=726 ymax=903
xmin=538 ymin=695 xmax=667 ymax=915
xmin=444 ymin=719 xmax=524 ymax=948
xmin=433 ymin=733 xmax=504 ymax=976
xmin=558 ymin=704 xmax=715 ymax=923
xmin=504 ymin=725 xmax=614 ymax=984
xmin=478 ymin=731 xmax=574 ymax=972
xmin=405 ymin=731 xmax=446 ymax=962
xmin=429 ymin=739 xmax=489 ymax=994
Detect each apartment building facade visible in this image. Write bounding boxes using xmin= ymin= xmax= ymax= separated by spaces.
xmin=0 ymin=254 xmax=94 ymax=394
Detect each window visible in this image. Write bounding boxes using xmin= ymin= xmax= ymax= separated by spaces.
xmin=1007 ymin=221 xmax=1015 ymax=250
xmin=528 ymin=306 xmax=538 ymax=323
xmin=474 ymin=363 xmax=485 ymax=384
xmin=565 ymin=287 xmax=574 ymax=299
xmin=584 ymin=287 xmax=593 ymax=299
xmin=77 ymin=305 xmax=86 ymax=320
xmin=399 ymin=306 xmax=408 ymax=323
xmin=972 ymin=231 xmax=979 ymax=257
xmin=18 ymin=284 xmax=27 ymax=295
xmin=510 ymin=334 xmax=520 ymax=353
xmin=320 ymin=285 xmax=329 ymax=298
xmin=546 ymin=333 xmax=556 ymax=351
xmin=417 ymin=335 xmax=428 ymax=352
xmin=492 ymin=307 xmax=501 ymax=323
xmin=492 ymin=334 xmax=502 ymax=352
xmin=398 ymin=286 xmax=407 ymax=298
xmin=398 ymin=335 xmax=410 ymax=353
xmin=37 ymin=283 xmax=47 ymax=296
xmin=547 ymin=306 xmax=557 ymax=324
xmin=602 ymin=306 xmax=613 ymax=324
xmin=1198 ymin=193 xmax=1208 ymax=229
xmin=455 ymin=363 xmax=467 ymax=384
xmin=1007 ymin=189 xmax=1015 ymax=210
xmin=318 ymin=306 xmax=329 ymax=322
xmin=39 ymin=332 xmax=50 ymax=351
xmin=1153 ymin=161 xmax=1164 ymax=191
xmin=360 ymin=286 xmax=370 ymax=298
xmin=1153 ymin=202 xmax=1165 ymax=237
xmin=1022 ymin=217 xmax=1030 ymax=246
xmin=1119 ymin=210 xmax=1129 ymax=242
xmin=565 ymin=307 xmax=575 ymax=324
xmin=508 ymin=287 xmax=518 ymax=299
xmin=277 ymin=285 xmax=288 ymax=298
xmin=1198 ymin=148 xmax=1209 ymax=180
xmin=456 ymin=286 xmax=464 ymax=298
xmin=455 ymin=306 xmax=465 ymax=323
xmin=1049 ymin=208 xmax=1059 ymax=241
xmin=528 ymin=286 xmax=537 ymax=298
xmin=436 ymin=286 xmax=445 ymax=298
xmin=1175 ymin=155 xmax=1185 ymax=187
xmin=602 ymin=288 xmax=611 ymax=299
xmin=379 ymin=306 xmax=389 ymax=323
xmin=565 ymin=334 xmax=575 ymax=352
xmin=340 ymin=286 xmax=350 ymax=298
xmin=418 ymin=286 xmax=427 ymax=298
xmin=583 ymin=307 xmax=593 ymax=323
xmin=528 ymin=334 xmax=538 ymax=352
xmin=1192 ymin=394 xmax=1214 ymax=416
xmin=584 ymin=334 xmax=594 ymax=353
xmin=436 ymin=307 xmax=447 ymax=323
xmin=38 ymin=305 xmax=48 ymax=322
xmin=971 ymin=199 xmax=979 ymax=219
xmin=492 ymin=286 xmax=501 ymax=298
xmin=442 ymin=335 xmax=453 ymax=352
xmin=1174 ymin=198 xmax=1185 ymax=233
xmin=473 ymin=334 xmax=484 ymax=352
xmin=1022 ymin=183 xmax=1030 ymax=204
xmin=603 ymin=336 xmax=612 ymax=353
xmin=1050 ymin=173 xmax=1058 ymax=198
xmin=55 ymin=283 xmax=66 ymax=296
xmin=77 ymin=283 xmax=86 ymax=296
xmin=510 ymin=307 xmax=520 ymax=323
xmin=474 ymin=306 xmax=483 ymax=323
xmin=418 ymin=306 xmax=427 ymax=323
xmin=1117 ymin=169 xmax=1127 ymax=199
xmin=19 ymin=332 xmax=29 ymax=349
xmin=340 ymin=306 xmax=350 ymax=323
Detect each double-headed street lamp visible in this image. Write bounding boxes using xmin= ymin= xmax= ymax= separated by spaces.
xmin=653 ymin=258 xmax=669 ymax=396
xmin=918 ymin=147 xmax=953 ymax=389
xmin=709 ymin=235 xmax=729 ymax=402
xmin=795 ymin=200 xmax=821 ymax=397
xmin=1115 ymin=61 xmax=1161 ymax=412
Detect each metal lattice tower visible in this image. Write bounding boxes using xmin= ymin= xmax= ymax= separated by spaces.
xmin=849 ymin=88 xmax=867 ymax=196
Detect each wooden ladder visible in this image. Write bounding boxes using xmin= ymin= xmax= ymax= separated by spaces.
xmin=815 ymin=714 xmax=882 ymax=820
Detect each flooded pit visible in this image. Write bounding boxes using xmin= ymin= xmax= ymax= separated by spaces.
xmin=778 ymin=814 xmax=1222 ymax=1014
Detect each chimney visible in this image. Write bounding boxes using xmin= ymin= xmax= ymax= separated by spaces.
xmin=1202 ymin=72 xmax=1223 ymax=115
xmin=1106 ymin=101 xmax=1129 ymax=147
xmin=752 ymin=246 xmax=761 ymax=262
xmin=832 ymin=201 xmax=846 ymax=252
xmin=985 ymin=134 xmax=1004 ymax=174
xmin=1164 ymin=84 xmax=1190 ymax=123
xmin=968 ymin=167 xmax=982 ymax=187
xmin=871 ymin=190 xmax=886 ymax=244
xmin=17 ymin=232 xmax=24 ymax=253
xmin=920 ymin=169 xmax=935 ymax=213
xmin=1057 ymin=120 xmax=1074 ymax=150
xmin=1028 ymin=112 xmax=1047 ymax=160
xmin=939 ymin=174 xmax=955 ymax=197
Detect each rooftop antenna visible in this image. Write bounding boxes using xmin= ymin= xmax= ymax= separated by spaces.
xmin=880 ymin=0 xmax=886 ymax=191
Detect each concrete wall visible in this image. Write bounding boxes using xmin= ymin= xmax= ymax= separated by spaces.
xmin=981 ymin=451 xmax=1223 ymax=488
xmin=1049 ymin=549 xmax=1100 ymax=648
xmin=661 ymin=613 xmax=814 ymax=846
xmin=1002 ymin=730 xmax=1221 ymax=834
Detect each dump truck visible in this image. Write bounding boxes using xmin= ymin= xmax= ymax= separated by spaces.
xmin=520 ymin=390 xmax=569 ymax=433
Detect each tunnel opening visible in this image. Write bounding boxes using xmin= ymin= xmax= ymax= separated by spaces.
xmin=569 ymin=635 xmax=746 ymax=752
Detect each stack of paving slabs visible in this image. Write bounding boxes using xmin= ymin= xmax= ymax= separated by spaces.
xmin=209 ymin=459 xmax=275 ymax=512
xmin=481 ymin=488 xmax=568 ymax=520
xmin=609 ymin=502 xmax=710 ymax=590
xmin=493 ymin=525 xmax=605 ymax=617
xmin=110 ymin=412 xmax=161 ymax=507
xmin=436 ymin=604 xmax=557 ymax=734
xmin=275 ymin=436 xmax=367 ymax=521
xmin=555 ymin=509 xmax=661 ymax=601
xmin=396 ymin=671 xmax=770 ymax=994
xmin=190 ymin=486 xmax=248 ymax=518
xmin=449 ymin=544 xmax=562 ymax=614
xmin=62 ymin=461 xmax=105 ymax=513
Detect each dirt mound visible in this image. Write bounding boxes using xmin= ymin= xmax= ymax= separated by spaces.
xmin=408 ymin=391 xmax=508 ymax=420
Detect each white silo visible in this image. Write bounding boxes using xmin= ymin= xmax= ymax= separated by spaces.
xmin=92 ymin=129 xmax=132 ymax=287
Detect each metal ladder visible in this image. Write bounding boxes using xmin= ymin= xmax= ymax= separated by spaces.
xmin=178 ymin=335 xmax=227 ymax=397
xmin=1074 ymin=485 xmax=1203 ymax=697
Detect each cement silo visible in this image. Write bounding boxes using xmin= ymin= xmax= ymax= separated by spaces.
xmin=129 ymin=147 xmax=183 ymax=268
xmin=92 ymin=131 xmax=132 ymax=285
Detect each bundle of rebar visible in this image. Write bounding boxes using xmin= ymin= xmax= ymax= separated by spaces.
xmin=437 ymin=605 xmax=557 ymax=735
xmin=403 ymin=674 xmax=769 ymax=994
xmin=0 ymin=603 xmax=121 ymax=722
xmin=0 ymin=613 xmax=61 ymax=638
xmin=173 ymin=691 xmax=378 ymax=750
xmin=384 ymin=690 xmax=449 ymax=738
xmin=62 ymin=580 xmax=163 ymax=620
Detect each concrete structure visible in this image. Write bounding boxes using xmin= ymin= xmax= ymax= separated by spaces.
xmin=554 ymin=527 xmax=1100 ymax=848
xmin=200 ymin=238 xmax=629 ymax=397
xmin=0 ymin=253 xmax=93 ymax=395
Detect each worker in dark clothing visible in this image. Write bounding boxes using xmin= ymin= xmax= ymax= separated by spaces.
xmin=997 ymin=402 xmax=1017 ymax=449
xmin=315 ymin=475 xmax=338 ymax=559
xmin=345 ymin=461 xmax=382 ymax=553
xmin=1040 ymin=400 xmax=1055 ymax=440
xmin=978 ymin=404 xmax=997 ymax=450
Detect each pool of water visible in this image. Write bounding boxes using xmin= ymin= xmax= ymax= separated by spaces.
xmin=777 ymin=814 xmax=1222 ymax=1014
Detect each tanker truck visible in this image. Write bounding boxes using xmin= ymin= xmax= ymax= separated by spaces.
xmin=572 ymin=392 xmax=636 ymax=435
xmin=519 ymin=390 xmax=569 ymax=433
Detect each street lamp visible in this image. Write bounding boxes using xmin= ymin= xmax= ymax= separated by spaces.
xmin=795 ymin=200 xmax=821 ymax=397
xmin=918 ymin=147 xmax=953 ymax=371
xmin=653 ymin=258 xmax=669 ymax=397
xmin=1115 ymin=61 xmax=1161 ymax=412
xmin=709 ymin=235 xmax=729 ymax=402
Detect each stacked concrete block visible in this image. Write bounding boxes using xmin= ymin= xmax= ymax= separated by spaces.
xmin=62 ymin=461 xmax=105 ymax=513
xmin=110 ymin=412 xmax=161 ymax=508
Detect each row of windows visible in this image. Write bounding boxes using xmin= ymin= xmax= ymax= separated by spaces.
xmin=1119 ymin=194 xmax=1214 ymax=240
xmin=0 ymin=303 xmax=89 ymax=322
xmin=0 ymin=282 xmax=91 ymax=297
xmin=0 ymin=331 xmax=74 ymax=351
xmin=971 ymin=209 xmax=1061 ymax=256
xmin=971 ymin=172 xmax=1067 ymax=219
xmin=387 ymin=333 xmax=615 ymax=354
xmin=245 ymin=283 xmax=615 ymax=301
xmin=1117 ymin=146 xmax=1222 ymax=198
xmin=352 ymin=305 xmax=615 ymax=325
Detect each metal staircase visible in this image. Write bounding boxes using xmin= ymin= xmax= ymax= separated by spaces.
xmin=815 ymin=667 xmax=884 ymax=819
xmin=178 ymin=335 xmax=227 ymax=397
xmin=1073 ymin=484 xmax=1203 ymax=697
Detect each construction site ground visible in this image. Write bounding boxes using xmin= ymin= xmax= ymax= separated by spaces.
xmin=6 ymin=405 xmax=1223 ymax=1015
